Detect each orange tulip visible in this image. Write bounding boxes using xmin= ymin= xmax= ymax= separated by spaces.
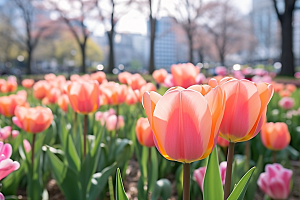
xmin=285 ymin=84 xmax=297 ymax=93
xmin=153 ymin=69 xmax=168 ymax=84
xmin=44 ymin=73 xmax=56 ymax=81
xmin=219 ymin=78 xmax=274 ymax=142
xmin=33 ymin=80 xmax=50 ymax=100
xmin=126 ymin=88 xmax=138 ymax=105
xmin=101 ymin=82 xmax=128 ymax=105
xmin=13 ymin=106 xmax=53 ymax=134
xmin=0 ymin=95 xmax=27 ymax=117
xmin=135 ymin=82 xmax=156 ymax=103
xmin=91 ymin=71 xmax=106 ymax=84
xmin=171 ymin=63 xmax=200 ymax=88
xmin=66 ymin=80 xmax=100 ymax=114
xmin=143 ymin=85 xmax=225 ymax=163
xmin=1 ymin=80 xmax=17 ymax=93
xmin=70 ymin=74 xmax=81 ymax=82
xmin=118 ymin=72 xmax=132 ymax=84
xmin=47 ymin=87 xmax=61 ymax=104
xmin=272 ymin=82 xmax=284 ymax=93
xmin=127 ymin=74 xmax=146 ymax=90
xmin=57 ymin=94 xmax=69 ymax=112
xmin=136 ymin=117 xmax=155 ymax=147
xmin=279 ymin=90 xmax=291 ymax=97
xmin=22 ymin=79 xmax=35 ymax=89
xmin=0 ymin=79 xmax=6 ymax=91
xmin=261 ymin=122 xmax=290 ymax=151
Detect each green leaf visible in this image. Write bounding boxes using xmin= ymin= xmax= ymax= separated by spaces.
xmin=227 ymin=167 xmax=256 ymax=200
xmin=66 ymin=134 xmax=81 ymax=172
xmin=88 ymin=162 xmax=117 ymax=200
xmin=203 ymin=146 xmax=224 ymax=200
xmin=115 ymin=168 xmax=129 ymax=200
xmin=150 ymin=179 xmax=172 ymax=200
xmin=2 ymin=162 xmax=25 ymax=195
xmin=148 ymin=147 xmax=158 ymax=193
xmin=245 ymin=155 xmax=263 ymax=200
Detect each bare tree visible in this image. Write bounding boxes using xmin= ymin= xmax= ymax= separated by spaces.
xmin=272 ymin=0 xmax=296 ymax=76
xmin=12 ymin=0 xmax=52 ymax=74
xmin=168 ymin=0 xmax=202 ymax=64
xmin=201 ymin=1 xmax=249 ymax=66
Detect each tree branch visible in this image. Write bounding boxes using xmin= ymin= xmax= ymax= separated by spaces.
xmin=272 ymin=0 xmax=283 ymax=22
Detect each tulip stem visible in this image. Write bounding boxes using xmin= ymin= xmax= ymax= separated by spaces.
xmin=31 ymin=134 xmax=36 ymax=166
xmin=183 ymin=163 xmax=190 ymax=200
xmin=115 ymin=105 xmax=119 ymax=138
xmin=272 ymin=151 xmax=276 ymax=163
xmin=245 ymin=141 xmax=250 ymax=171
xmin=83 ymin=114 xmax=88 ymax=158
xmin=224 ymin=142 xmax=235 ymax=200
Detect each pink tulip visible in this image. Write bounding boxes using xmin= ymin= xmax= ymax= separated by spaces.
xmin=23 ymin=139 xmax=31 ymax=153
xmin=217 ymin=136 xmax=229 ymax=148
xmin=195 ymin=73 xmax=206 ymax=84
xmin=215 ymin=66 xmax=227 ymax=76
xmin=233 ymin=71 xmax=245 ymax=80
xmin=0 ymin=192 xmax=4 ymax=200
xmin=257 ymin=163 xmax=292 ymax=200
xmin=12 ymin=130 xmax=19 ymax=138
xmin=0 ymin=142 xmax=20 ymax=180
xmin=278 ymin=97 xmax=294 ymax=110
xmin=105 ymin=115 xmax=124 ymax=131
xmin=294 ymin=72 xmax=300 ymax=79
xmin=0 ymin=126 xmax=12 ymax=141
xmin=194 ymin=161 xmax=227 ymax=191
xmin=162 ymin=74 xmax=175 ymax=88
xmin=171 ymin=63 xmax=199 ymax=88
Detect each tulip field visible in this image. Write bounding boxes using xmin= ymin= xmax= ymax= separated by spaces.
xmin=0 ymin=64 xmax=300 ymax=200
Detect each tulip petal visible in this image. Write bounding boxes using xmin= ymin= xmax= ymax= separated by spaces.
xmin=142 ymin=91 xmax=161 ymax=127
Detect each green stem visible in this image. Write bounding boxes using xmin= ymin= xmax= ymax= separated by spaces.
xmin=31 ymin=134 xmax=36 ymax=200
xmin=273 ymin=151 xmax=276 ymax=163
xmin=115 ymin=105 xmax=119 ymax=138
xmin=245 ymin=141 xmax=250 ymax=171
xmin=183 ymin=163 xmax=190 ymax=200
xmin=108 ymin=176 xmax=115 ymax=200
xmin=224 ymin=142 xmax=235 ymax=200
xmin=83 ymin=114 xmax=88 ymax=158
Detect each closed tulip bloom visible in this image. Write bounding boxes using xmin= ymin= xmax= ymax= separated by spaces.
xmin=163 ymin=74 xmax=175 ymax=88
xmin=47 ymin=87 xmax=61 ymax=104
xmin=135 ymin=83 xmax=156 ymax=103
xmin=215 ymin=66 xmax=227 ymax=76
xmin=66 ymin=80 xmax=100 ymax=114
xmin=279 ymin=90 xmax=291 ymax=97
xmin=22 ymin=79 xmax=35 ymax=89
xmin=70 ymin=74 xmax=81 ymax=82
xmin=91 ymin=71 xmax=106 ymax=84
xmin=12 ymin=130 xmax=19 ymax=138
xmin=126 ymin=88 xmax=138 ymax=105
xmin=118 ymin=72 xmax=132 ymax=84
xmin=219 ymin=79 xmax=274 ymax=142
xmin=127 ymin=74 xmax=146 ymax=90
xmin=295 ymin=72 xmax=300 ymax=79
xmin=33 ymin=80 xmax=50 ymax=100
xmin=101 ymin=82 xmax=128 ymax=105
xmin=0 ymin=142 xmax=20 ymax=180
xmin=278 ymin=97 xmax=294 ymax=110
xmin=153 ymin=69 xmax=168 ymax=84
xmin=171 ymin=63 xmax=200 ymax=88
xmin=57 ymin=94 xmax=69 ymax=112
xmin=23 ymin=139 xmax=31 ymax=153
xmin=257 ymin=164 xmax=292 ymax=200
xmin=0 ymin=79 xmax=6 ymax=90
xmin=194 ymin=161 xmax=227 ymax=191
xmin=2 ymin=80 xmax=17 ymax=93
xmin=217 ymin=136 xmax=229 ymax=148
xmin=143 ymin=84 xmax=225 ymax=163
xmin=285 ymin=84 xmax=297 ymax=93
xmin=0 ymin=192 xmax=4 ymax=200
xmin=17 ymin=90 xmax=27 ymax=101
xmin=44 ymin=73 xmax=56 ymax=81
xmin=106 ymin=115 xmax=124 ymax=131
xmin=136 ymin=117 xmax=155 ymax=147
xmin=0 ymin=95 xmax=27 ymax=117
xmin=0 ymin=126 xmax=12 ymax=141
xmin=261 ymin=122 xmax=290 ymax=151
xmin=13 ymin=106 xmax=53 ymax=134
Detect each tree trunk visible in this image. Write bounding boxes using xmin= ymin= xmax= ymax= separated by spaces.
xmin=107 ymin=31 xmax=115 ymax=74
xmin=80 ymin=43 xmax=86 ymax=74
xmin=280 ymin=14 xmax=295 ymax=76
xmin=198 ymin=48 xmax=204 ymax=63
xmin=220 ymin=52 xmax=225 ymax=66
xmin=27 ymin=49 xmax=32 ymax=75
xmin=188 ymin=34 xmax=193 ymax=64
xmin=149 ymin=18 xmax=156 ymax=74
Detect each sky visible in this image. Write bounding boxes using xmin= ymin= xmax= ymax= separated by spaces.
xmin=109 ymin=0 xmax=253 ymax=36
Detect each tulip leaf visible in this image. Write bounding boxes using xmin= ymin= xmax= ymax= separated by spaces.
xmin=203 ymin=146 xmax=224 ymax=200
xmin=115 ymin=168 xmax=129 ymax=200
xmin=88 ymin=162 xmax=117 ymax=200
xmin=227 ymin=167 xmax=256 ymax=200
xmin=66 ymin=134 xmax=81 ymax=172
xmin=245 ymin=155 xmax=263 ymax=200
xmin=150 ymin=179 xmax=172 ymax=200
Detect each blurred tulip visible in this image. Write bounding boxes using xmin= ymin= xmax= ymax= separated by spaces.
xmin=22 ymin=79 xmax=35 ymax=89
xmin=0 ymin=95 xmax=27 ymax=117
xmin=272 ymin=82 xmax=284 ymax=93
xmin=41 ymin=97 xmax=50 ymax=105
xmin=194 ymin=161 xmax=227 ymax=191
xmin=252 ymin=75 xmax=272 ymax=84
xmin=13 ymin=106 xmax=53 ymax=134
xmin=162 ymin=74 xmax=174 ymax=88
xmin=57 ymin=94 xmax=69 ymax=112
xmin=253 ymin=68 xmax=268 ymax=76
xmin=81 ymin=74 xmax=90 ymax=81
xmin=12 ymin=130 xmax=19 ymax=138
xmin=261 ymin=122 xmax=290 ymax=151
xmin=257 ymin=163 xmax=292 ymax=200
xmin=91 ymin=71 xmax=106 ymax=84
xmin=47 ymin=87 xmax=61 ymax=104
xmin=127 ymin=74 xmax=146 ymax=90
xmin=171 ymin=63 xmax=199 ymax=88
xmin=279 ymin=90 xmax=291 ymax=97
xmin=33 ymin=80 xmax=50 ymax=100
xmin=118 ymin=72 xmax=132 ymax=84
xmin=195 ymin=73 xmax=206 ymax=84
xmin=0 ymin=79 xmax=6 ymax=90
xmin=17 ymin=90 xmax=27 ymax=101
xmin=153 ymin=69 xmax=168 ymax=84
xmin=143 ymin=84 xmax=225 ymax=163
xmin=0 ymin=126 xmax=12 ymax=141
xmin=106 ymin=115 xmax=124 ymax=131
xmin=66 ymin=80 xmax=100 ymax=114
xmin=215 ymin=66 xmax=227 ymax=76
xmin=285 ymin=84 xmax=297 ymax=93
xmin=23 ymin=139 xmax=31 ymax=153
xmin=70 ymin=74 xmax=81 ymax=82
xmin=44 ymin=73 xmax=56 ymax=81
xmin=217 ymin=136 xmax=229 ymax=148
xmin=278 ymin=97 xmax=294 ymax=110
xmin=101 ymin=82 xmax=128 ymax=105
xmin=135 ymin=83 xmax=156 ymax=103
xmin=1 ymin=80 xmax=17 ymax=93
xmin=0 ymin=141 xmax=20 ymax=180
xmin=233 ymin=71 xmax=245 ymax=80
xmin=126 ymin=88 xmax=138 ymax=105
xmin=295 ymin=72 xmax=300 ymax=79
xmin=219 ymin=79 xmax=274 ymax=142
xmin=135 ymin=117 xmax=155 ymax=147
xmin=0 ymin=192 xmax=4 ymax=200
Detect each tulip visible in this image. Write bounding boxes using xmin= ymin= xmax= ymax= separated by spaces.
xmin=17 ymin=90 xmax=27 ymax=101
xmin=106 ymin=115 xmax=124 ymax=131
xmin=0 ymin=79 xmax=6 ymax=90
xmin=257 ymin=163 xmax=292 ymax=200
xmin=0 ymin=95 xmax=27 ymax=117
xmin=0 ymin=126 xmax=12 ymax=141
xmin=135 ymin=83 xmax=156 ymax=103
xmin=253 ymin=68 xmax=268 ymax=76
xmin=118 ymin=72 xmax=132 ymax=84
xmin=22 ymin=79 xmax=35 ymax=89
xmin=295 ymin=72 xmax=300 ymax=79
xmin=194 ymin=162 xmax=227 ymax=191
xmin=0 ymin=141 xmax=20 ymax=180
xmin=217 ymin=136 xmax=229 ymax=148
xmin=261 ymin=122 xmax=290 ymax=151
xmin=195 ymin=73 xmax=206 ymax=84
xmin=171 ymin=63 xmax=199 ymax=88
xmin=47 ymin=87 xmax=61 ymax=104
xmin=162 ymin=74 xmax=175 ymax=88
xmin=101 ymin=82 xmax=128 ymax=105
xmin=42 ymin=97 xmax=50 ymax=105
xmin=127 ymin=74 xmax=146 ymax=90
xmin=44 ymin=73 xmax=56 ymax=81
xmin=272 ymin=82 xmax=284 ymax=93
xmin=153 ymin=69 xmax=168 ymax=84
xmin=126 ymin=88 xmax=138 ymax=105
xmin=23 ymin=139 xmax=31 ymax=153
xmin=12 ymin=130 xmax=19 ymax=138
xmin=57 ymin=94 xmax=69 ymax=112
xmin=0 ymin=193 xmax=4 ymax=200
xmin=91 ymin=71 xmax=106 ymax=84
xmin=278 ymin=97 xmax=294 ymax=110
xmin=1 ymin=80 xmax=17 ymax=93
xmin=70 ymin=74 xmax=81 ymax=82
xmin=135 ymin=117 xmax=155 ymax=147
xmin=215 ymin=66 xmax=227 ymax=76
xmin=66 ymin=80 xmax=100 ymax=114
xmin=279 ymin=90 xmax=291 ymax=97
xmin=285 ymin=84 xmax=297 ymax=93
xmin=33 ymin=80 xmax=50 ymax=100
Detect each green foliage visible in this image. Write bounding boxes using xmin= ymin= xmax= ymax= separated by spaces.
xmin=115 ymin=168 xmax=129 ymax=200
